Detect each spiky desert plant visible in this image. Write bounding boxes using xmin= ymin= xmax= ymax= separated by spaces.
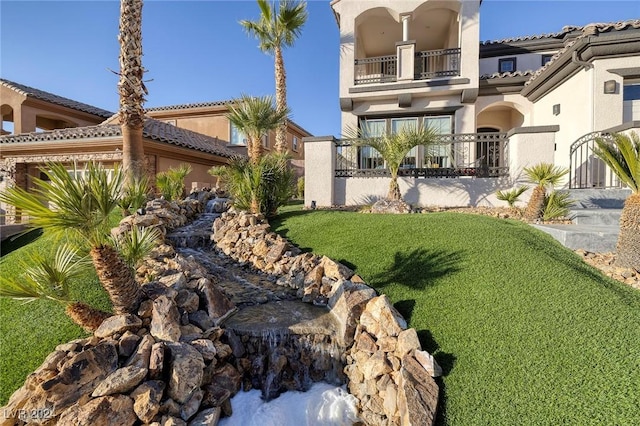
xmin=496 ymin=185 xmax=528 ymax=208
xmin=210 ymin=152 xmax=294 ymax=217
xmin=118 ymin=0 xmax=147 ymax=184
xmin=522 ymin=163 xmax=569 ymax=221
xmin=350 ymin=125 xmax=439 ymax=201
xmin=542 ymin=191 xmax=574 ymax=221
xmin=0 ymin=162 xmax=142 ymax=315
xmin=226 ymin=94 xmax=289 ymax=164
xmin=0 ymin=245 xmax=111 ymax=332
xmin=118 ymin=174 xmax=150 ymax=216
xmin=241 ymin=0 xmax=308 ymax=153
xmin=111 ymin=226 xmax=162 ymax=268
xmin=156 ymin=163 xmax=192 ymax=201
xmin=593 ymin=132 xmax=640 ymax=269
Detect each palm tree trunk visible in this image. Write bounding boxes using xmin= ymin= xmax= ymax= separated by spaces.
xmin=65 ymin=302 xmax=112 ymax=332
xmin=615 ymin=192 xmax=640 ymax=270
xmin=524 ymin=186 xmax=545 ymax=221
xmin=90 ymin=245 xmax=141 ymax=315
xmin=388 ymin=173 xmax=401 ymax=201
xmin=118 ymin=0 xmax=147 ymax=183
xmin=250 ymin=136 xmax=262 ymax=165
xmin=274 ymin=44 xmax=288 ymax=153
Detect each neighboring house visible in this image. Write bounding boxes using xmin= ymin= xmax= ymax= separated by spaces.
xmin=145 ymin=101 xmax=311 ymax=162
xmin=305 ymin=0 xmax=640 ymax=208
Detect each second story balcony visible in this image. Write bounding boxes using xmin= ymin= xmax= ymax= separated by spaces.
xmin=354 ymin=48 xmax=461 ymax=85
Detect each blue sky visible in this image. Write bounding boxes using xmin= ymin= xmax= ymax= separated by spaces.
xmin=1 ymin=1 xmax=638 ymax=137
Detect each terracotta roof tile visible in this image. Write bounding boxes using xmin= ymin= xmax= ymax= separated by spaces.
xmin=146 ymin=101 xmax=233 ymax=111
xmin=480 ymin=70 xmax=535 ymax=80
xmin=0 ymin=118 xmax=242 ymax=159
xmin=525 ymin=20 xmax=640 ymax=87
xmin=0 ymin=78 xmax=114 ymax=118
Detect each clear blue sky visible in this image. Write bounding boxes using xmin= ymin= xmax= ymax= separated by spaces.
xmin=1 ymin=1 xmax=638 ymax=137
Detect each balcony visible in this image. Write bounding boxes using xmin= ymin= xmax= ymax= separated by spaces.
xmin=354 ymin=48 xmax=461 ymax=86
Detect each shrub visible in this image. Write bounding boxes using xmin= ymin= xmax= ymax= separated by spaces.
xmin=543 ymin=191 xmax=573 ymax=221
xmin=111 ymin=226 xmax=162 ymax=269
xmin=210 ymin=153 xmax=294 ymax=217
xmin=118 ymin=175 xmax=150 ymax=216
xmin=156 ymin=164 xmax=192 ymax=201
xmin=296 ymin=176 xmax=304 ymax=199
xmin=496 ymin=185 xmax=528 ymax=208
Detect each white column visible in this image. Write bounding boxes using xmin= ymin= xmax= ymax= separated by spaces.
xmin=401 ymin=14 xmax=410 ymax=42
xmin=304 ymin=136 xmax=336 ymax=208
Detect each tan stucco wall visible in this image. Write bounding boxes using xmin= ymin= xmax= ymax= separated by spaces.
xmin=157 ymin=156 xmax=217 ymax=192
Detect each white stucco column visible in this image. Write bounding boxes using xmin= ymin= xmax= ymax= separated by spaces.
xmin=507 ymin=126 xmax=559 ymax=184
xmin=303 ymin=136 xmax=336 ymax=208
xmin=401 ymin=14 xmax=410 ymax=42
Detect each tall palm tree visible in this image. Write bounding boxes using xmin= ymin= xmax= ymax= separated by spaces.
xmin=593 ymin=132 xmax=640 ymax=269
xmin=522 ymin=163 xmax=569 ymax=221
xmin=0 ymin=162 xmax=142 ymax=316
xmin=241 ymin=0 xmax=308 ymax=153
xmin=118 ymin=0 xmax=147 ymax=184
xmin=226 ymin=94 xmax=290 ymax=164
xmin=353 ymin=125 xmax=439 ymax=201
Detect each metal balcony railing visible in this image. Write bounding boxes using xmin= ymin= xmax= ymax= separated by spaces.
xmin=354 ymin=55 xmax=397 ymax=85
xmin=414 ymin=48 xmax=461 ymax=80
xmin=335 ymin=132 xmax=508 ymax=178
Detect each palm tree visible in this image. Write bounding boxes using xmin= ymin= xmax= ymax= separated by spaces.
xmin=226 ymin=94 xmax=289 ymax=164
xmin=522 ymin=163 xmax=569 ymax=221
xmin=593 ymin=132 xmax=640 ymax=269
xmin=0 ymin=162 xmax=142 ymax=316
xmin=352 ymin=125 xmax=439 ymax=201
xmin=241 ymin=0 xmax=308 ymax=153
xmin=118 ymin=0 xmax=147 ymax=183
xmin=0 ymin=245 xmax=111 ymax=332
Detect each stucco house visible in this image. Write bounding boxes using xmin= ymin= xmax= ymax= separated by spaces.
xmin=304 ymin=0 xmax=640 ymax=208
xmin=0 ymin=79 xmax=311 ymax=223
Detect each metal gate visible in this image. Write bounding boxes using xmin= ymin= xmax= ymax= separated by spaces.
xmin=569 ymin=131 xmax=622 ymax=189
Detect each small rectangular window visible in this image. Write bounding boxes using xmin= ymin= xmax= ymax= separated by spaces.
xmin=499 ymin=57 xmax=516 ymax=73
xmin=262 ymin=134 xmax=269 ymax=148
xmin=541 ymin=54 xmax=553 ymax=66
xmin=292 ymin=136 xmax=299 ymax=151
xmin=623 ymin=84 xmax=640 ymax=101
xmin=230 ymin=124 xmax=247 ymax=146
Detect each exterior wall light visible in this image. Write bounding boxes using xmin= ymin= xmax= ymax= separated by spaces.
xmin=553 ymin=104 xmax=561 ymax=116
xmin=604 ymin=80 xmax=617 ymax=94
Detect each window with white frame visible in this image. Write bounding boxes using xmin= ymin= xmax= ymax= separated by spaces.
xmin=499 ymin=57 xmax=516 ymax=73
xmin=230 ymin=124 xmax=247 ymax=145
xmin=262 ymin=134 xmax=269 ymax=149
xmin=391 ymin=117 xmax=419 ymax=168
xmin=292 ymin=136 xmax=299 ymax=151
xmin=359 ymin=119 xmax=386 ymax=169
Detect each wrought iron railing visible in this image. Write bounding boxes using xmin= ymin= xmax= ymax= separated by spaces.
xmin=569 ymin=131 xmax=623 ymax=189
xmin=415 ymin=48 xmax=461 ymax=80
xmin=335 ymin=132 xmax=508 ymax=178
xmin=354 ymin=55 xmax=397 ymax=85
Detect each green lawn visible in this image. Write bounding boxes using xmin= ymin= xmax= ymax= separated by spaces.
xmin=271 ymin=207 xmax=640 ymax=425
xmin=0 ymin=231 xmax=111 ymax=405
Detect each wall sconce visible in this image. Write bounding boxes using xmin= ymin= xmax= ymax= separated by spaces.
xmin=310 ymin=200 xmax=316 ymax=210
xmin=553 ymin=104 xmax=561 ymax=116
xmin=604 ymin=80 xmax=617 ymax=94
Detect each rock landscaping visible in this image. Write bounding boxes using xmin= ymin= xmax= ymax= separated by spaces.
xmin=1 ymin=193 xmax=441 ymax=426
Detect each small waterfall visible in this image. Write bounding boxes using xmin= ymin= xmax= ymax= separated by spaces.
xmin=205 ymin=197 xmax=229 ymax=214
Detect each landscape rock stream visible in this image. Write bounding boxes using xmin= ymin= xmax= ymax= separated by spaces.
xmin=1 ymin=191 xmax=440 ymax=426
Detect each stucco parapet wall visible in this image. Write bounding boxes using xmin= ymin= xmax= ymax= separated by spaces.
xmin=348 ymin=78 xmax=471 ymax=94
xmin=604 ymin=121 xmax=640 ymax=133
xmin=607 ymin=67 xmax=640 ymax=78
xmin=301 ymin=136 xmax=337 ymax=143
xmin=507 ymin=125 xmax=560 ymax=137
xmin=522 ymin=28 xmax=640 ymax=102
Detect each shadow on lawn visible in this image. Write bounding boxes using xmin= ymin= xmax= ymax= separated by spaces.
xmin=370 ymin=248 xmax=462 ymax=290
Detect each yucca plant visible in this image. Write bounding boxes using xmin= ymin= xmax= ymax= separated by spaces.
xmin=111 ymin=225 xmax=162 ymax=269
xmin=522 ymin=163 xmax=569 ymax=221
xmin=241 ymin=0 xmax=308 ymax=153
xmin=349 ymin=125 xmax=439 ymax=201
xmin=593 ymin=131 xmax=640 ymax=269
xmin=226 ymin=94 xmax=290 ymax=163
xmin=0 ymin=245 xmax=111 ymax=332
xmin=542 ymin=191 xmax=574 ymax=221
xmin=496 ymin=185 xmax=528 ymax=208
xmin=210 ymin=152 xmax=294 ymax=217
xmin=156 ymin=163 xmax=192 ymax=201
xmin=0 ymin=162 xmax=142 ymax=316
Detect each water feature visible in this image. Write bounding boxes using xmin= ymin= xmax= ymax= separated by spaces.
xmin=165 ymin=197 xmax=229 ymax=248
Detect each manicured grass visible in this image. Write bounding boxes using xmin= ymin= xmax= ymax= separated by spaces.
xmin=0 ymin=231 xmax=111 ymax=405
xmin=271 ymin=207 xmax=640 ymax=425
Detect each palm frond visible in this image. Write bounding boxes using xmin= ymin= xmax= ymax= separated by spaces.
xmin=112 ymin=226 xmax=162 ymax=268
xmin=543 ymin=191 xmax=574 ymax=221
xmin=593 ymin=132 xmax=640 ymax=192
xmin=496 ymin=185 xmax=529 ymax=207
xmin=523 ymin=163 xmax=569 ymax=188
